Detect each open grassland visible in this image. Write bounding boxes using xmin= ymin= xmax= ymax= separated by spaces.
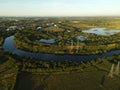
xmin=15 ymin=58 xmax=120 ymax=90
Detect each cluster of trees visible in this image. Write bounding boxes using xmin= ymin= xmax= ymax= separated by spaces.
xmin=14 ymin=30 xmax=64 ymax=53
xmin=15 ymin=53 xmax=120 ymax=73
xmin=14 ymin=26 xmax=120 ymax=55
xmin=70 ymin=17 xmax=120 ymax=30
xmin=0 ymin=52 xmax=18 ymax=90
xmin=19 ymin=57 xmax=101 ymax=73
xmin=0 ymin=37 xmax=3 ymax=50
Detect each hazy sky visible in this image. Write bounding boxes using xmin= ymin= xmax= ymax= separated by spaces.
xmin=0 ymin=0 xmax=120 ymax=16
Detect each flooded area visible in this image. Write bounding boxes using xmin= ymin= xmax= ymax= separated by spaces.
xmin=82 ymin=28 xmax=120 ymax=36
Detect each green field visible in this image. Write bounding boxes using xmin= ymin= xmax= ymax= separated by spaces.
xmin=15 ymin=68 xmax=120 ymax=90
xmin=15 ymin=57 xmax=120 ymax=90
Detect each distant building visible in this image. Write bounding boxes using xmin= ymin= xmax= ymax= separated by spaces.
xmin=72 ymin=21 xmax=79 ymax=23
xmin=6 ymin=26 xmax=24 ymax=31
xmin=37 ymin=26 xmax=42 ymax=30
xmin=46 ymin=23 xmax=54 ymax=26
xmin=54 ymin=25 xmax=57 ymax=27
xmin=65 ymin=30 xmax=71 ymax=32
xmin=9 ymin=26 xmax=18 ymax=29
xmin=58 ymin=21 xmax=62 ymax=23
xmin=46 ymin=23 xmax=58 ymax=27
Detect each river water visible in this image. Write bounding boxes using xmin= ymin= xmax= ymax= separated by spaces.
xmin=2 ymin=36 xmax=120 ymax=62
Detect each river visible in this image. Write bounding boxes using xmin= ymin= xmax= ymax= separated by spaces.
xmin=2 ymin=36 xmax=120 ymax=62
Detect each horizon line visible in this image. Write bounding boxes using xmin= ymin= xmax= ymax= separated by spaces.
xmin=0 ymin=15 xmax=120 ymax=18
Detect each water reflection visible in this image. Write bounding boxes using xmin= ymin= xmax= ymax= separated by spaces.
xmin=2 ymin=36 xmax=120 ymax=62
xmin=76 ymin=36 xmax=87 ymax=41
xmin=36 ymin=39 xmax=55 ymax=44
xmin=82 ymin=28 xmax=120 ymax=36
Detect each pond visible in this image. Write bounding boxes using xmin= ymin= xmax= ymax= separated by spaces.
xmin=2 ymin=36 xmax=120 ymax=62
xmin=76 ymin=36 xmax=87 ymax=41
xmin=82 ymin=28 xmax=120 ymax=36
xmin=36 ymin=39 xmax=55 ymax=44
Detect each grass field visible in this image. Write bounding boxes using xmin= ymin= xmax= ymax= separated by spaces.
xmin=15 ymin=60 xmax=120 ymax=90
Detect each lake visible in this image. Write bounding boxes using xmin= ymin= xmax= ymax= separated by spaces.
xmin=82 ymin=28 xmax=120 ymax=36
xmin=36 ymin=38 xmax=55 ymax=44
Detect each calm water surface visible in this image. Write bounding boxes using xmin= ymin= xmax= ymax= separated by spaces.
xmin=2 ymin=35 xmax=120 ymax=62
xmin=82 ymin=28 xmax=120 ymax=36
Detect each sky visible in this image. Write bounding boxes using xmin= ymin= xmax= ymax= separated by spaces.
xmin=0 ymin=0 xmax=120 ymax=17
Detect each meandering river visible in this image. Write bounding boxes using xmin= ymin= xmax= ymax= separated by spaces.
xmin=2 ymin=36 xmax=120 ymax=62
